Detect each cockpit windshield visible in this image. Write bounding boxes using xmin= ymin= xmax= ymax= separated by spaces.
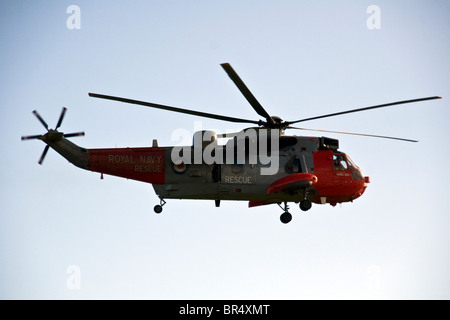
xmin=345 ymin=155 xmax=359 ymax=170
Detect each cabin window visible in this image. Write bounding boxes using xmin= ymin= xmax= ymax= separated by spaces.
xmin=293 ymin=159 xmax=301 ymax=173
xmin=285 ymin=155 xmax=303 ymax=174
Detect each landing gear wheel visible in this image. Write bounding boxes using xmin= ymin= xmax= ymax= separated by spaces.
xmin=154 ymin=197 xmax=166 ymax=214
xmin=280 ymin=212 xmax=292 ymax=224
xmin=300 ymin=199 xmax=312 ymax=211
xmin=154 ymin=205 xmax=163 ymax=214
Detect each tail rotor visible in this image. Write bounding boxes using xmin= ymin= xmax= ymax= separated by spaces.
xmin=21 ymin=107 xmax=85 ymax=164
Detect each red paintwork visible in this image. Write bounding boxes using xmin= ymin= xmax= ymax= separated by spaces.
xmin=312 ymin=150 xmax=368 ymax=205
xmin=248 ymin=200 xmax=271 ymax=208
xmin=266 ymin=173 xmax=318 ymax=194
xmin=88 ymin=147 xmax=165 ymax=184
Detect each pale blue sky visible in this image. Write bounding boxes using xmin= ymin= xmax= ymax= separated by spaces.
xmin=1 ymin=0 xmax=449 ymax=299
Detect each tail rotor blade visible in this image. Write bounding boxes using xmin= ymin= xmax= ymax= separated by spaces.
xmin=55 ymin=107 xmax=67 ymax=130
xmin=38 ymin=145 xmax=50 ymax=165
xmin=63 ymin=131 xmax=85 ymax=138
xmin=32 ymin=110 xmax=49 ymax=130
xmin=21 ymin=134 xmax=42 ymax=141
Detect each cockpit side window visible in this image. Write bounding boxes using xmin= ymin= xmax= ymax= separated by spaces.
xmin=333 ymin=154 xmax=348 ymax=171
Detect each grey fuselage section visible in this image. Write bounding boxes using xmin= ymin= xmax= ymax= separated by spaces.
xmin=153 ymin=135 xmax=338 ymax=203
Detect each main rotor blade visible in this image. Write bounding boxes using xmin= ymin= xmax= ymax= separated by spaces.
xmin=216 ymin=130 xmax=248 ymax=138
xmin=220 ymin=63 xmax=274 ymax=125
xmin=63 ymin=132 xmax=85 ymax=138
xmin=288 ymin=126 xmax=418 ymax=142
xmin=55 ymin=107 xmax=67 ymax=130
xmin=289 ymin=96 xmax=442 ymax=124
xmin=32 ymin=110 xmax=49 ymax=130
xmin=38 ymin=145 xmax=50 ymax=165
xmin=88 ymin=93 xmax=260 ymax=125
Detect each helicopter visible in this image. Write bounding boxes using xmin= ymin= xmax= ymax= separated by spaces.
xmin=21 ymin=63 xmax=441 ymax=223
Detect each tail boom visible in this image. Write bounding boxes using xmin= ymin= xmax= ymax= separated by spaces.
xmin=44 ymin=137 xmax=165 ymax=184
xmin=88 ymin=147 xmax=165 ymax=184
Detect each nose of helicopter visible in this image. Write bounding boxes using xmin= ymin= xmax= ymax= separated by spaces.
xmin=351 ymin=168 xmax=370 ymax=199
xmin=358 ymin=172 xmax=370 ymax=198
